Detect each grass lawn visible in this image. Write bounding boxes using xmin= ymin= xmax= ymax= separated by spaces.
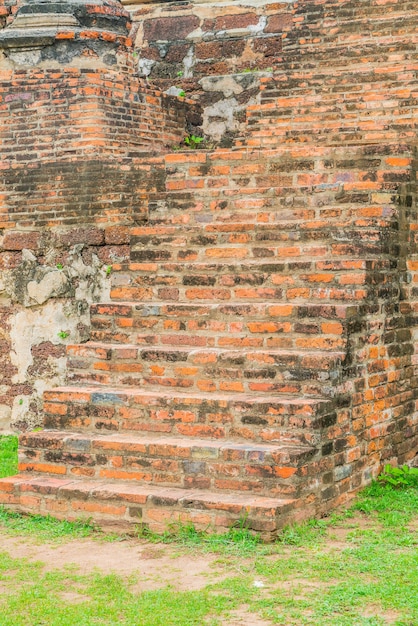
xmin=0 ymin=434 xmax=18 ymax=479
xmin=0 ymin=434 xmax=417 ymax=625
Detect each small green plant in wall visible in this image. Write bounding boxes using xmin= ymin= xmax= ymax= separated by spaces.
xmin=105 ymin=265 xmax=112 ymax=276
xmin=58 ymin=331 xmax=69 ymax=340
xmin=184 ymin=135 xmax=205 ymax=149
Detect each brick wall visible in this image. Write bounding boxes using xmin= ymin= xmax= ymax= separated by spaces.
xmin=0 ymin=65 xmax=200 ymax=228
xmin=0 ymin=0 xmax=202 ymax=428
xmin=128 ymin=0 xmax=417 ymax=145
xmin=112 ymin=141 xmax=418 ymax=499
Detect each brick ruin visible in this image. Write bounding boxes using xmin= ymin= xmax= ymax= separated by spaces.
xmin=0 ymin=0 xmax=416 ymax=537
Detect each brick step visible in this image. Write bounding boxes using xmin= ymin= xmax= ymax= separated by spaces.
xmin=129 ymin=243 xmax=340 ymax=265
xmin=311 ymin=4 xmax=415 ymax=23
xmin=282 ymin=31 xmax=416 ymax=61
xmin=252 ymin=61 xmax=416 ymax=108
xmin=113 ymin=257 xmax=373 ymax=275
xmin=249 ymin=116 xmax=414 ymax=139
xmin=17 ymin=431 xmax=316 ymax=499
xmin=131 ymin=223 xmax=350 ymax=245
xmin=109 ymin=282 xmax=368 ymax=304
xmin=109 ymin=259 xmax=373 ymax=303
xmin=127 ymin=224 xmax=386 ymax=264
xmin=154 ymin=147 xmax=406 ymax=227
xmin=145 ymin=191 xmax=395 ymax=229
xmin=242 ymin=89 xmax=416 ymax=147
xmin=90 ymin=301 xmax=360 ymax=347
xmin=254 ymin=70 xmax=414 ymax=108
xmin=43 ymin=386 xmax=336 ymax=445
xmin=0 ymin=474 xmax=301 ymax=536
xmin=240 ymin=125 xmax=415 ymax=149
xmin=280 ymin=39 xmax=416 ymax=68
xmin=255 ymin=94 xmax=414 ymax=117
xmin=242 ymin=124 xmax=414 ymax=146
xmin=67 ymin=343 xmax=345 ymax=396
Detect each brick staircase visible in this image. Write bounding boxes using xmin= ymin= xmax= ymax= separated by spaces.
xmin=0 ymin=0 xmax=416 ymax=538
xmin=0 ymin=144 xmax=402 ymax=537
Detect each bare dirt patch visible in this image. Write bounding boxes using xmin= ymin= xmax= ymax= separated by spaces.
xmin=362 ymin=604 xmax=403 ymax=624
xmin=58 ymin=591 xmax=91 ymax=604
xmin=223 ymin=607 xmax=274 ymax=626
xmin=0 ymin=534 xmax=224 ymax=592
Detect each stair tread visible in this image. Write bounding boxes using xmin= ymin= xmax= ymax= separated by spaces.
xmin=69 ymin=341 xmax=346 ymax=357
xmin=45 ymin=385 xmax=332 ymax=406
xmin=116 ymin=260 xmax=369 ymax=267
xmin=22 ymin=429 xmax=314 ymax=454
xmin=130 ymin=222 xmax=354 ymax=231
xmin=92 ymin=301 xmax=359 ymax=311
xmin=1 ymin=474 xmax=296 ymax=509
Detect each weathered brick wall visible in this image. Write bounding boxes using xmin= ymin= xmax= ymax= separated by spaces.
xmin=0 ymin=225 xmax=125 ymax=430
xmin=127 ymin=0 xmax=417 ymax=145
xmin=0 ymin=66 xmax=199 ymax=228
xmin=0 ymin=0 xmax=16 ymax=28
xmin=128 ymin=0 xmax=291 ymax=80
xmin=0 ymin=0 xmax=202 ymax=429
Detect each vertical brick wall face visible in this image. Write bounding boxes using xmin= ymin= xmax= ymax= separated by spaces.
xmin=0 ymin=0 xmax=416 ymax=533
xmin=0 ymin=66 xmax=197 ymax=228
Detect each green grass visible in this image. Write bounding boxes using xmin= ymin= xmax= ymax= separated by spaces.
xmin=0 ymin=434 xmax=18 ymax=478
xmin=137 ymin=517 xmax=263 ymax=557
xmin=0 ymin=507 xmax=96 ymax=541
xmin=0 ymin=552 xmax=233 ymax=626
xmin=0 ymin=435 xmax=96 ymax=541
xmin=0 ymin=435 xmax=417 ymax=624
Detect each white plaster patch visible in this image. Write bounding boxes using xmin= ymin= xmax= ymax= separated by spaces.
xmin=0 ymin=404 xmax=12 ymax=433
xmin=9 ymin=301 xmax=76 ymax=385
xmin=199 ymin=75 xmax=244 ymax=97
xmin=27 ymin=270 xmax=69 ymax=305
xmin=202 ymin=97 xmax=239 ymax=141
xmin=7 ymin=49 xmax=42 ymax=67
xmin=183 ymin=46 xmax=195 ymax=79
xmin=138 ymin=57 xmax=155 ymax=77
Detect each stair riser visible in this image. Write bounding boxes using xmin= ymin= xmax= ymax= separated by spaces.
xmin=0 ymin=478 xmax=311 ymax=536
xmin=128 ymin=238 xmax=383 ymax=264
xmin=144 ymin=153 xmax=405 ymax=226
xmin=244 ymin=124 xmax=415 ymax=147
xmin=111 ymin=268 xmax=369 ymax=299
xmin=18 ymin=441 xmax=315 ymax=498
xmin=146 ymin=207 xmax=395 ymax=231
xmin=66 ymin=373 xmax=336 ymax=398
xmin=129 ymin=232 xmax=381 ymax=261
xmin=43 ymin=394 xmax=336 ymax=446
xmin=111 ymin=257 xmax=374 ymax=290
xmin=89 ymin=303 xmax=354 ymax=348
xmin=88 ymin=330 xmax=347 ymax=352
xmin=109 ymin=283 xmax=368 ymax=303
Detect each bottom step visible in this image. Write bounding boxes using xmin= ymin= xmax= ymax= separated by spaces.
xmin=0 ymin=475 xmax=313 ymax=539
